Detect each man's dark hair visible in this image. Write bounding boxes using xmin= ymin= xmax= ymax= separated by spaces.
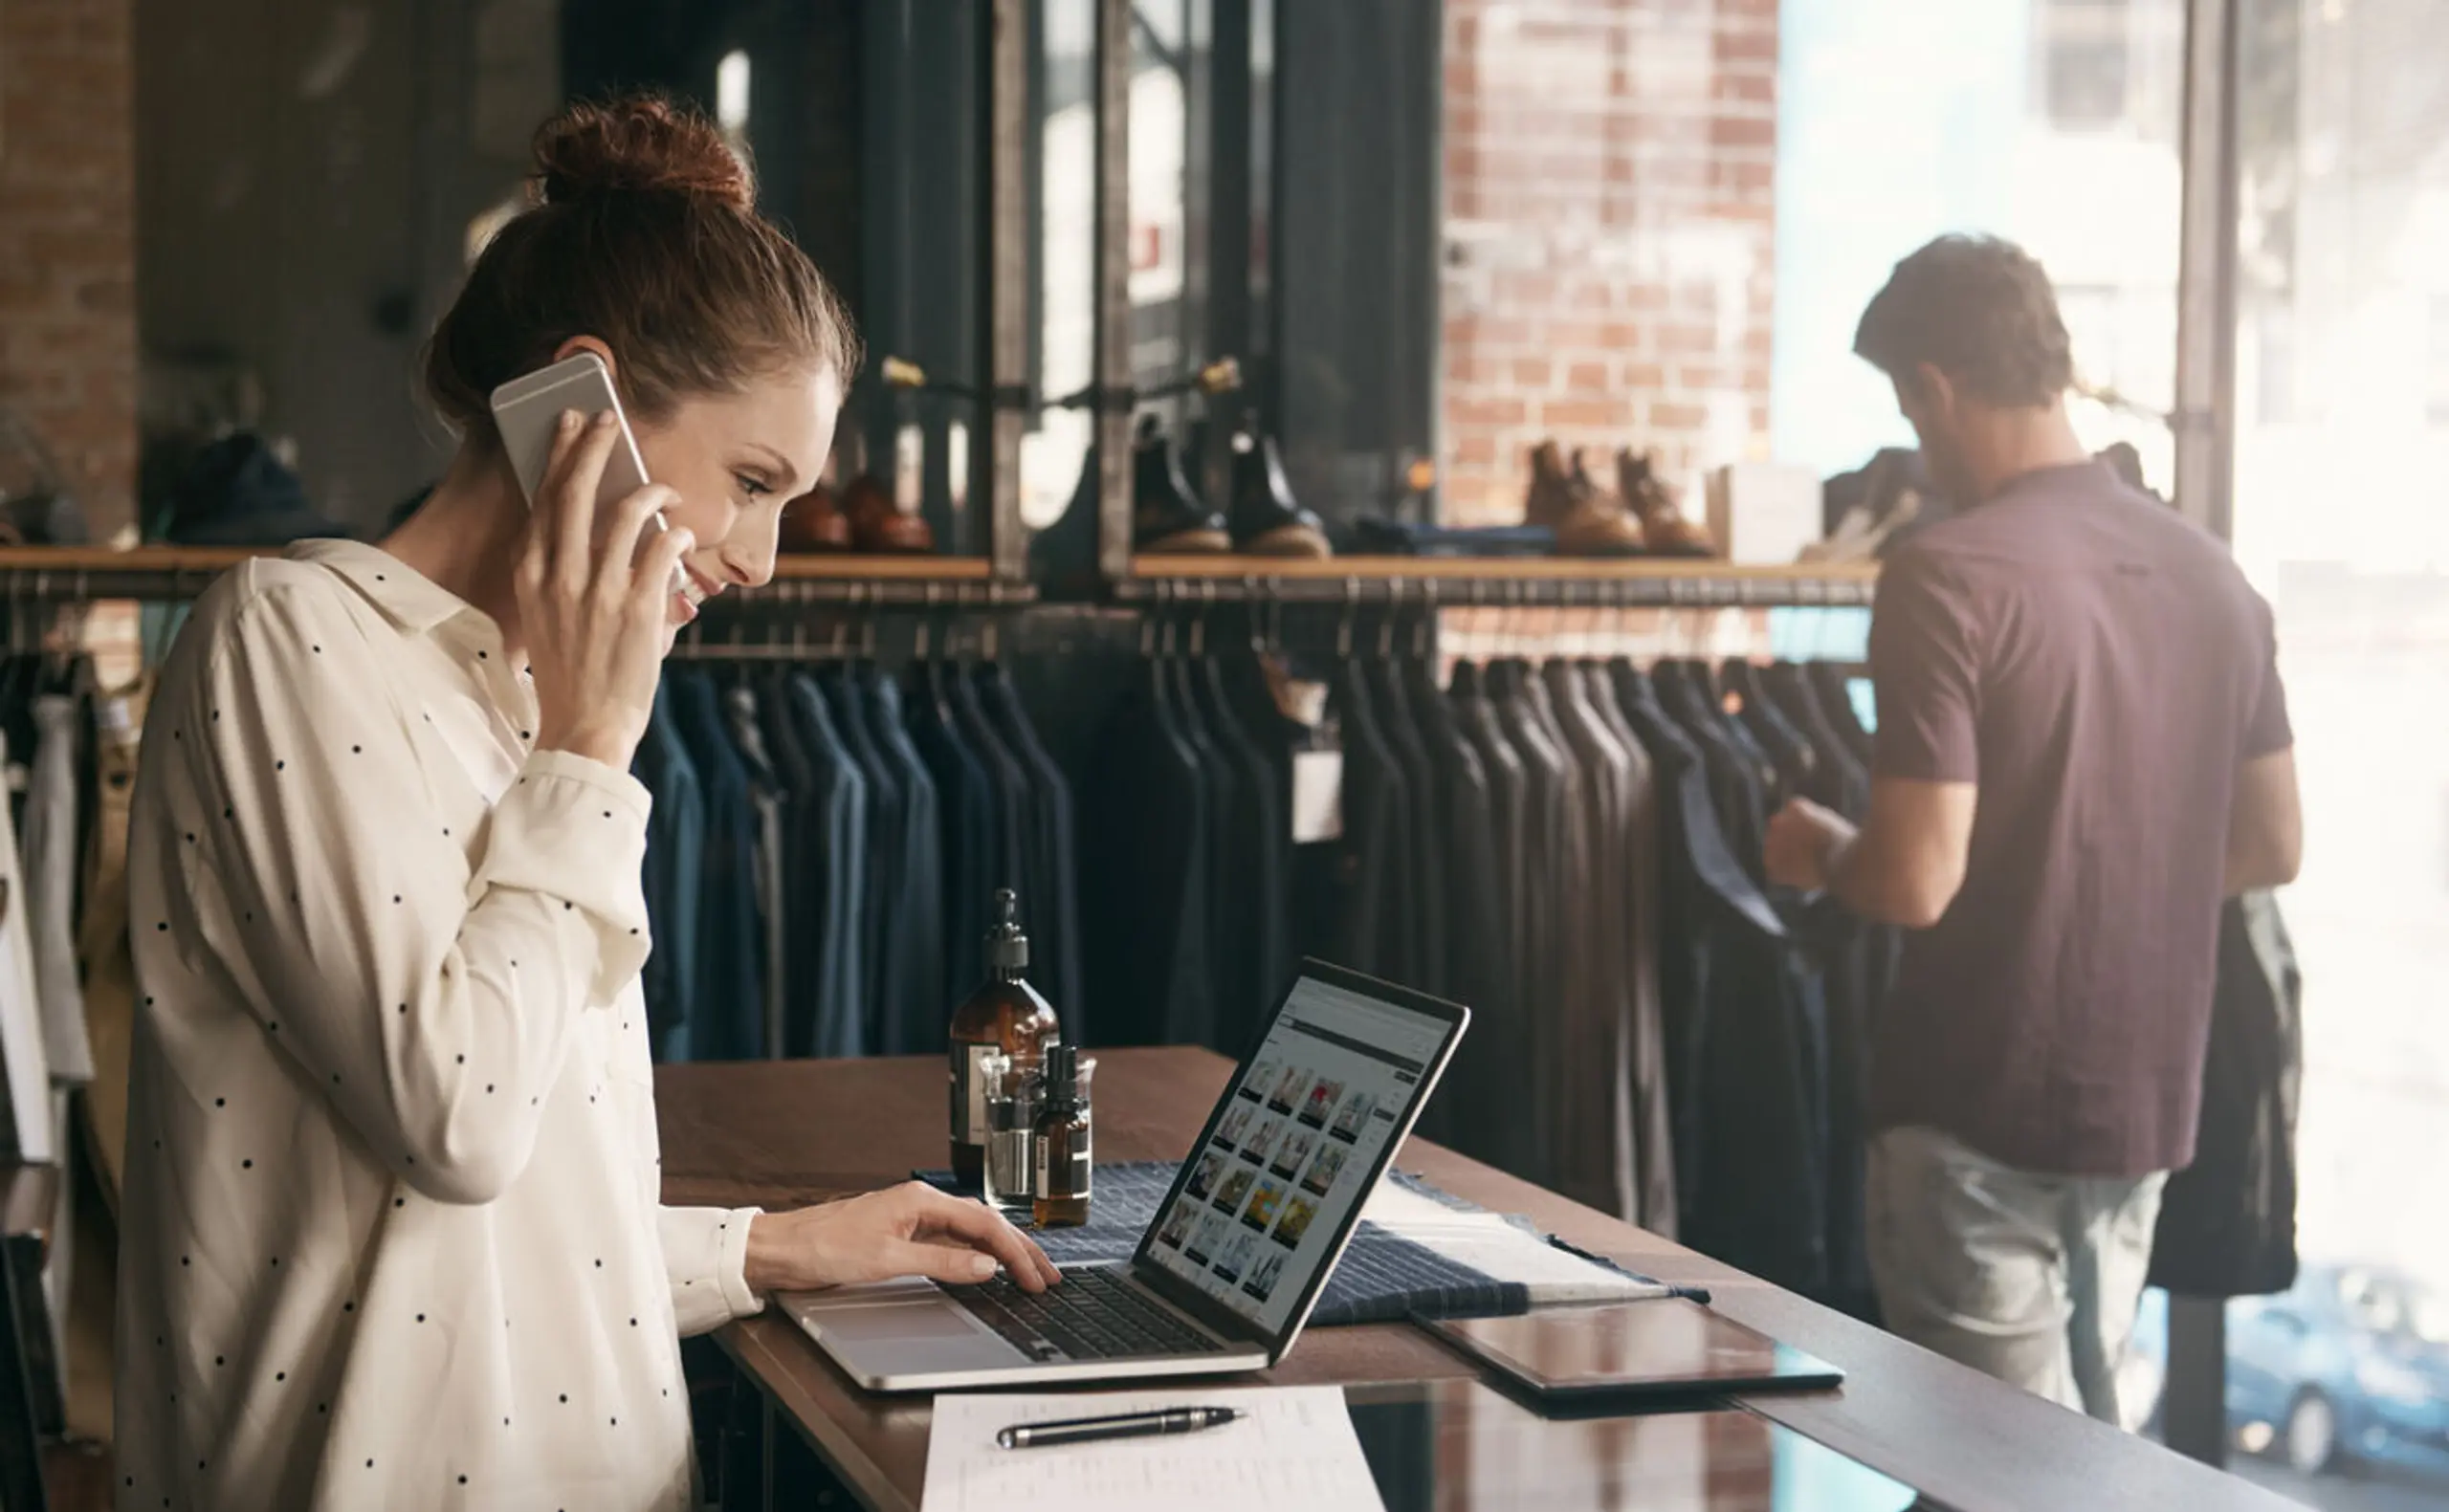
xmin=1853 ymin=234 xmax=2073 ymax=407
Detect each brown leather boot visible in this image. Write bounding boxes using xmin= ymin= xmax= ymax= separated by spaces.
xmin=842 ymin=470 xmax=936 ymax=553
xmin=1226 ymin=416 xmax=1331 ymax=559
xmin=1132 ymin=415 xmax=1232 ymax=553
xmin=777 ymin=481 xmax=853 ymax=552
xmin=1616 ymin=448 xmax=1717 ymax=558
xmin=1523 ymin=442 xmax=1644 ymax=557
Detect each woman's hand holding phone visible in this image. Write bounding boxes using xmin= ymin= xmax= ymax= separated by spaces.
xmin=518 ymin=407 xmax=694 ymax=772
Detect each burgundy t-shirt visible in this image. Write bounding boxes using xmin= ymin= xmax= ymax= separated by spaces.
xmin=1866 ymin=460 xmax=2292 ymax=1177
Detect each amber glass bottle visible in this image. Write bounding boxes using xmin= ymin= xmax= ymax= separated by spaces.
xmin=1032 ymin=1043 xmax=1092 ymax=1228
xmin=948 ymin=888 xmax=1059 ymax=1184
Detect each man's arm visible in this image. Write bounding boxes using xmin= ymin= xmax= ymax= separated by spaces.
xmin=2227 ymin=590 xmax=2300 ymax=896
xmin=1765 ymin=779 xmax=1976 ymax=929
xmin=2224 ymin=748 xmax=2303 ymax=895
xmin=1765 ymin=547 xmax=1982 ymax=927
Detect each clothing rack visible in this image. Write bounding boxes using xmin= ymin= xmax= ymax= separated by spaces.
xmin=1069 ymin=608 xmax=1886 ymax=1305
xmin=0 ymin=547 xmax=1871 ymax=615
xmin=1116 ymin=556 xmax=1881 ymax=607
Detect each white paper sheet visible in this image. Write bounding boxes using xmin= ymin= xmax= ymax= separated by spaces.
xmin=921 ymin=1386 xmax=1385 ymax=1512
xmin=1362 ymin=1182 xmax=1675 ymax=1305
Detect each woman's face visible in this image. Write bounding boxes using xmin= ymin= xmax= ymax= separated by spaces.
xmin=629 ymin=362 xmax=843 ymax=625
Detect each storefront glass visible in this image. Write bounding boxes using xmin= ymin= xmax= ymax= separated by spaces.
xmin=2212 ymin=0 xmax=2449 ymax=1503
xmin=1776 ymin=4 xmax=2449 ymax=1501
xmin=1773 ymin=0 xmax=2186 ymax=492
xmin=1020 ymin=0 xmax=1097 ymax=531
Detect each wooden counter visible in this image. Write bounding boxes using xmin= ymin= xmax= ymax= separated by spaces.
xmin=657 ymin=1049 xmax=2293 ymax=1512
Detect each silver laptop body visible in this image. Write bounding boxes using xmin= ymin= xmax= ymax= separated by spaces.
xmin=785 ymin=961 xmax=1469 ymax=1392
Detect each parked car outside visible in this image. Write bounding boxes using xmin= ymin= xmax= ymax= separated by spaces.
xmin=2222 ymin=1265 xmax=2449 ymax=1479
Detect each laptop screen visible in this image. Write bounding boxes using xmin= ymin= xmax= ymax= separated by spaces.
xmin=1135 ymin=967 xmax=1465 ymax=1340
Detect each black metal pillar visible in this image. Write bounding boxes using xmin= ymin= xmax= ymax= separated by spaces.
xmin=1092 ymin=0 xmax=1136 ymax=579
xmin=986 ymin=0 xmax=1032 ymax=581
xmin=2166 ymin=0 xmax=2244 ymax=1467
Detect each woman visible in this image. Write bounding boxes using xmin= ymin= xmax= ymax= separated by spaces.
xmin=115 ymin=95 xmax=1055 ymax=1510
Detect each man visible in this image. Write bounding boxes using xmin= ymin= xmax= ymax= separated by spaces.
xmin=1765 ymin=234 xmax=2303 ymax=1423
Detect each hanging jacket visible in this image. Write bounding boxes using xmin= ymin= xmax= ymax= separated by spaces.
xmin=980 ymin=664 xmax=1087 ymax=1041
xmin=1078 ymin=659 xmax=1211 ymax=1048
xmin=2148 ymin=890 xmax=2303 ymax=1298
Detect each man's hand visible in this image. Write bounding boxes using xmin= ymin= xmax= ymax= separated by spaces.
xmin=741 ymin=1182 xmax=1061 ymax=1295
xmin=1765 ymin=798 xmax=1858 ymax=892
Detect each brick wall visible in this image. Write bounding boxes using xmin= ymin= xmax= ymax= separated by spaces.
xmin=0 ymin=0 xmax=139 ymax=539
xmin=1440 ymin=0 xmax=1777 ymax=526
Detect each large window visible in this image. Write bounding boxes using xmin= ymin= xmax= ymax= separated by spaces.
xmin=2211 ymin=0 xmax=2449 ymax=1502
xmin=1772 ymin=0 xmax=2184 ymax=493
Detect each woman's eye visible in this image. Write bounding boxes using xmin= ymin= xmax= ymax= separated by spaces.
xmin=735 ymin=473 xmax=773 ymax=499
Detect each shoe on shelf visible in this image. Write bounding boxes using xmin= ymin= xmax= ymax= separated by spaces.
xmin=777 ymin=480 xmax=853 ymax=552
xmin=1615 ymin=449 xmax=1716 ymax=558
xmin=841 ymin=469 xmax=935 ymax=553
xmin=1226 ymin=413 xmax=1330 ymax=559
xmin=1026 ymin=447 xmax=1100 ymax=590
xmin=1134 ymin=415 xmax=1231 ymax=554
xmin=1524 ymin=441 xmax=1644 ymax=557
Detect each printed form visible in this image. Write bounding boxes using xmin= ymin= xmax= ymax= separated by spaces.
xmin=920 ymin=1386 xmax=1385 ymax=1512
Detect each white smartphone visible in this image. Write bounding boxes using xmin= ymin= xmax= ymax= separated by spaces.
xmin=487 ymin=352 xmax=702 ymax=606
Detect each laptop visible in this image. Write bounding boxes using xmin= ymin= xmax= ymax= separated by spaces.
xmin=784 ymin=960 xmax=1469 ymax=1392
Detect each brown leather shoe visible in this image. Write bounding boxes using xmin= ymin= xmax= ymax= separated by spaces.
xmin=1616 ymin=449 xmax=1716 ymax=557
xmin=1524 ymin=441 xmax=1644 ymax=557
xmin=841 ymin=471 xmax=936 ymax=553
xmin=777 ymin=481 xmax=853 ymax=553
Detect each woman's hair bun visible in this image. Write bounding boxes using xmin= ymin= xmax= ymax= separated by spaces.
xmin=532 ymin=95 xmax=754 ymax=211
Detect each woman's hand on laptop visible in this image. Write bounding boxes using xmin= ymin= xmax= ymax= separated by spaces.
xmin=741 ymin=1183 xmax=1061 ymax=1295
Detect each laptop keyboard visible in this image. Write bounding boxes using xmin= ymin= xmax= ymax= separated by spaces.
xmin=950 ymin=1265 xmax=1231 ymax=1363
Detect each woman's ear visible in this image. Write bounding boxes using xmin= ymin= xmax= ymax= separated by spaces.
xmin=552 ymin=334 xmax=618 ymax=387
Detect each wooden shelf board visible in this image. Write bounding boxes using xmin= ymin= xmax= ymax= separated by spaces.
xmin=1129 ymin=554 xmax=1879 ymax=584
xmin=0 ymin=545 xmax=268 ymax=573
xmin=0 ymin=545 xmax=999 ymax=584
xmin=767 ymin=555 xmax=994 ymax=581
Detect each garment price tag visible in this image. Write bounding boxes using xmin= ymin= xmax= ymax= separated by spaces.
xmin=1291 ymin=749 xmax=1343 ymax=844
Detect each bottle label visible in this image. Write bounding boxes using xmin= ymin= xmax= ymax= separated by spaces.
xmin=952 ymin=1043 xmax=998 ymax=1147
xmin=1035 ymin=1136 xmax=1092 ymax=1197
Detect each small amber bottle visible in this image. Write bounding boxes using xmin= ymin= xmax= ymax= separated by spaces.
xmin=948 ymin=889 xmax=1059 ymax=1185
xmin=1032 ymin=1043 xmax=1092 ymax=1228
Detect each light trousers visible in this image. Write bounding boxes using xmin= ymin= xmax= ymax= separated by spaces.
xmin=1866 ymin=1125 xmax=2167 ymax=1425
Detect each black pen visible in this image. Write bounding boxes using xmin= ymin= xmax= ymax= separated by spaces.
xmin=995 ymin=1405 xmax=1243 ymax=1450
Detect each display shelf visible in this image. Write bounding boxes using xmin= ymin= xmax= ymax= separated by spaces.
xmin=0 ymin=544 xmax=267 ymax=600
xmin=0 ymin=546 xmax=1028 ymax=604
xmin=1118 ymin=554 xmax=1881 ymax=606
xmin=0 ymin=544 xmax=265 ymax=574
xmin=750 ymin=555 xmax=1028 ymax=604
xmin=767 ymin=554 xmax=993 ymax=581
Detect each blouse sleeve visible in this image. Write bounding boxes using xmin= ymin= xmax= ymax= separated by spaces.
xmin=167 ymin=580 xmax=653 ymax=1205
xmin=658 ymin=1204 xmax=767 ymax=1335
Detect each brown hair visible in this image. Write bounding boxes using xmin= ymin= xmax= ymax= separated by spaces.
xmin=423 ymin=93 xmax=861 ymax=439
xmin=1853 ymin=234 xmax=2073 ymax=408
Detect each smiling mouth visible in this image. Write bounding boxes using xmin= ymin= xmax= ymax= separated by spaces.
xmin=678 ymin=568 xmax=718 ymax=606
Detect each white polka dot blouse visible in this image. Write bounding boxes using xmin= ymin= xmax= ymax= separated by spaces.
xmin=116 ymin=541 xmax=762 ymax=1511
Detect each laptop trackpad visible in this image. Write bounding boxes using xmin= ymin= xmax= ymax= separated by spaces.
xmin=819 ymin=1302 xmax=992 ymax=1344
xmin=797 ymin=1292 xmax=1027 ymax=1375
